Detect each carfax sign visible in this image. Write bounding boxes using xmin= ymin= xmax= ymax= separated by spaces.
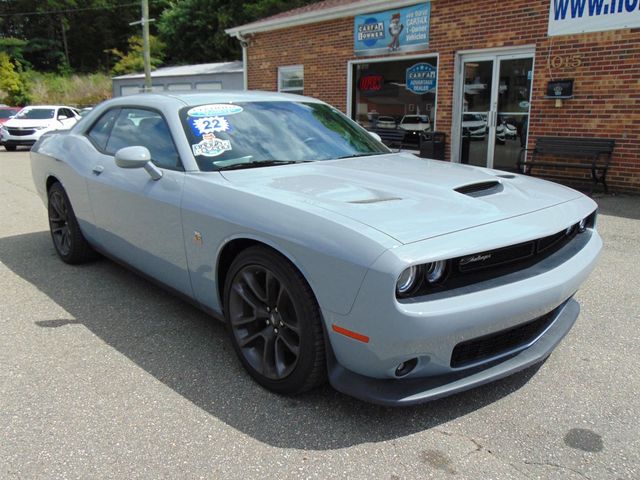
xmin=406 ymin=63 xmax=437 ymax=94
xmin=354 ymin=3 xmax=430 ymax=56
xmin=548 ymin=0 xmax=640 ymax=36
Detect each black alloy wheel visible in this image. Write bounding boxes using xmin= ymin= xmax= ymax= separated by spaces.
xmin=224 ymin=246 xmax=326 ymax=394
xmin=47 ymin=182 xmax=95 ymax=264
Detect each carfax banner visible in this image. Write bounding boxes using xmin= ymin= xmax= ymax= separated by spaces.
xmin=548 ymin=0 xmax=640 ymax=36
xmin=354 ymin=3 xmax=430 ymax=57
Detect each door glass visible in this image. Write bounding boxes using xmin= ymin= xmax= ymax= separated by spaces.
xmin=493 ymin=57 xmax=533 ymax=171
xmin=461 ymin=60 xmax=493 ymax=167
xmin=106 ymin=109 xmax=182 ymax=170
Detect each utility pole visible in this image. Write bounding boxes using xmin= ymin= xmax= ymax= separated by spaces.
xmin=129 ymin=0 xmax=154 ymax=92
xmin=60 ymin=17 xmax=70 ymax=68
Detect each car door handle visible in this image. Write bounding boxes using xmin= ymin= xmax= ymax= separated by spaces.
xmin=92 ymin=165 xmax=104 ymax=175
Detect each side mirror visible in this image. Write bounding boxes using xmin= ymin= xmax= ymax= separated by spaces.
xmin=115 ymin=146 xmax=163 ymax=180
xmin=368 ymin=131 xmax=383 ymax=143
xmin=58 ymin=115 xmax=68 ymax=120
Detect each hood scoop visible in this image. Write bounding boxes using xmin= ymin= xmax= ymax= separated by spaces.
xmin=455 ymin=180 xmax=503 ymax=198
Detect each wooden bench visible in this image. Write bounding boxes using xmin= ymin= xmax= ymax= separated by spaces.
xmin=517 ymin=136 xmax=615 ymax=194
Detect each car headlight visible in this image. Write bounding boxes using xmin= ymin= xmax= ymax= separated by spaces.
xmin=397 ymin=261 xmax=449 ymax=298
xmin=396 ymin=266 xmax=420 ymax=295
xmin=425 ymin=261 xmax=446 ymax=283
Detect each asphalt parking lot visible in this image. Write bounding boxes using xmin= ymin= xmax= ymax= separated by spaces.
xmin=1 ymin=149 xmax=638 ymax=479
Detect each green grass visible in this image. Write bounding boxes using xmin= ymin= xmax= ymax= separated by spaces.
xmin=25 ymin=72 xmax=112 ymax=107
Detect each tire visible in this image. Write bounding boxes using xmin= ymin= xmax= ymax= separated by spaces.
xmin=4 ymin=145 xmax=17 ymax=151
xmin=224 ymin=246 xmax=326 ymax=395
xmin=47 ymin=182 xmax=96 ymax=264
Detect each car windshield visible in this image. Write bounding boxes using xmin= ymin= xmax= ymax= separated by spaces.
xmin=402 ymin=116 xmax=428 ymax=124
xmin=463 ymin=114 xmax=485 ymax=122
xmin=181 ymin=101 xmax=389 ymax=171
xmin=15 ymin=108 xmax=55 ymax=120
xmin=0 ymin=110 xmax=17 ymax=119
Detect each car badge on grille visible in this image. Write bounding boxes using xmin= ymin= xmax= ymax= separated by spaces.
xmin=459 ymin=253 xmax=492 ymax=266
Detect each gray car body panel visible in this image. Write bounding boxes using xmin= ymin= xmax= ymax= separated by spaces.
xmin=30 ymin=92 xmax=601 ymax=405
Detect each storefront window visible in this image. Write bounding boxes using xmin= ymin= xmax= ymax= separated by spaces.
xmin=351 ymin=57 xmax=437 ymax=148
xmin=278 ymin=65 xmax=304 ymax=95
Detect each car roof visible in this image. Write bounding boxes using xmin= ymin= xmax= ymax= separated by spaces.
xmin=20 ymin=105 xmax=75 ymax=109
xmin=106 ymin=91 xmax=326 ymax=108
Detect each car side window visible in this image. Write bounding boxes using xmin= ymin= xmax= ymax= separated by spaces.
xmin=105 ymin=108 xmax=182 ymax=171
xmin=87 ymin=109 xmax=119 ymax=151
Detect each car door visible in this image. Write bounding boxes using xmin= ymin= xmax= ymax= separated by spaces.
xmin=85 ymin=107 xmax=192 ymax=296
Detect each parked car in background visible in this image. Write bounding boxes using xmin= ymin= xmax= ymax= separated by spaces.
xmin=30 ymin=92 xmax=601 ymax=406
xmin=78 ymin=107 xmax=94 ymax=117
xmin=399 ymin=114 xmax=431 ymax=132
xmin=0 ymin=106 xmax=20 ymax=125
xmin=376 ymin=115 xmax=397 ymax=129
xmin=1 ymin=105 xmax=80 ymax=151
xmin=462 ymin=113 xmax=487 ymax=140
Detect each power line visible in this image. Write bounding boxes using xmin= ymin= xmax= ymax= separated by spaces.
xmin=0 ymin=2 xmax=140 ymax=18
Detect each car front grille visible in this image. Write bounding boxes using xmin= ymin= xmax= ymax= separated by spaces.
xmin=450 ymin=306 xmax=560 ymax=368
xmin=7 ymin=128 xmax=35 ymax=136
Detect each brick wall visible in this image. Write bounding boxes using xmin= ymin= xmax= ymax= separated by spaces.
xmin=245 ymin=0 xmax=640 ymax=193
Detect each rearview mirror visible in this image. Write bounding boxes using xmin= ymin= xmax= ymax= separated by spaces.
xmin=115 ymin=146 xmax=162 ymax=180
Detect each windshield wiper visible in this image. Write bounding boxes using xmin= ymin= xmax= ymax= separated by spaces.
xmin=216 ymin=160 xmax=311 ymax=171
xmin=335 ymin=152 xmax=387 ymax=160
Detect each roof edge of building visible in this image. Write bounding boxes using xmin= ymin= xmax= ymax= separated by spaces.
xmin=225 ymin=0 xmax=424 ymax=36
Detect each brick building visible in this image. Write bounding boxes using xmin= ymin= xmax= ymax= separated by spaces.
xmin=227 ymin=0 xmax=640 ymax=193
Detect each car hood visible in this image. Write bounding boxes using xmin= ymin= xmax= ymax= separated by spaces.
xmin=220 ymin=153 xmax=583 ymax=244
xmin=3 ymin=118 xmax=55 ymax=128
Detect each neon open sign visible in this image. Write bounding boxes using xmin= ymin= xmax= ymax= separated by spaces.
xmin=358 ymin=75 xmax=384 ymax=91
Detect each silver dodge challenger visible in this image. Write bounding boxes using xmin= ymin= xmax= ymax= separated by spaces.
xmin=30 ymin=92 xmax=602 ymax=406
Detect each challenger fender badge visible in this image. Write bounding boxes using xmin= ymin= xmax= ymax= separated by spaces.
xmin=193 ymin=231 xmax=203 ymax=245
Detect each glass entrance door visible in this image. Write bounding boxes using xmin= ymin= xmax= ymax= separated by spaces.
xmin=458 ymin=52 xmax=533 ymax=170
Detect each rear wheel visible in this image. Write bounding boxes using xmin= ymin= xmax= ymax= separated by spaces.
xmin=224 ymin=246 xmax=326 ymax=394
xmin=48 ymin=182 xmax=96 ymax=264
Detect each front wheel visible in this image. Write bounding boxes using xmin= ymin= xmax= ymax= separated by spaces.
xmin=48 ymin=182 xmax=96 ymax=264
xmin=224 ymin=246 xmax=326 ymax=395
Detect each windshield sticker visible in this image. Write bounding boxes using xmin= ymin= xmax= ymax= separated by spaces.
xmin=189 ymin=116 xmax=231 ymax=135
xmin=187 ymin=104 xmax=243 ymax=117
xmin=192 ymin=133 xmax=232 ymax=157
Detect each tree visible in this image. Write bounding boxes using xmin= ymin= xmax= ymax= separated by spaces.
xmin=0 ymin=52 xmax=30 ymax=105
xmin=107 ymin=35 xmax=166 ymax=76
xmin=157 ymin=0 xmax=318 ymax=65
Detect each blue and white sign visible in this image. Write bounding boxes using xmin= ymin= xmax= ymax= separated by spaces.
xmin=187 ymin=104 xmax=243 ymax=117
xmin=406 ymin=63 xmax=437 ymax=94
xmin=549 ymin=0 xmax=640 ymax=36
xmin=354 ymin=3 xmax=430 ymax=56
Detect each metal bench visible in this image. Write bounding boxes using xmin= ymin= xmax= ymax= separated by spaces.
xmin=517 ymin=136 xmax=615 ymax=194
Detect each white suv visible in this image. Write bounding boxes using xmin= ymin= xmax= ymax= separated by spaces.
xmin=1 ymin=105 xmax=80 ymax=151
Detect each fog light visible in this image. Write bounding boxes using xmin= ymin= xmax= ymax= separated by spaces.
xmin=425 ymin=261 xmax=446 ymax=283
xmin=395 ymin=358 xmax=418 ymax=377
xmin=396 ymin=266 xmax=419 ymax=295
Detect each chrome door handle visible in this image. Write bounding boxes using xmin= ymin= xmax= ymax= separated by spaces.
xmin=92 ymin=165 xmax=104 ymax=175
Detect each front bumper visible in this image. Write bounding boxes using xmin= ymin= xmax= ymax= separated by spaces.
xmin=322 ymin=197 xmax=601 ymax=405
xmin=1 ymin=129 xmax=45 ymax=147
xmin=328 ymin=298 xmax=578 ymax=406
xmin=2 ymin=139 xmax=37 ymax=147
